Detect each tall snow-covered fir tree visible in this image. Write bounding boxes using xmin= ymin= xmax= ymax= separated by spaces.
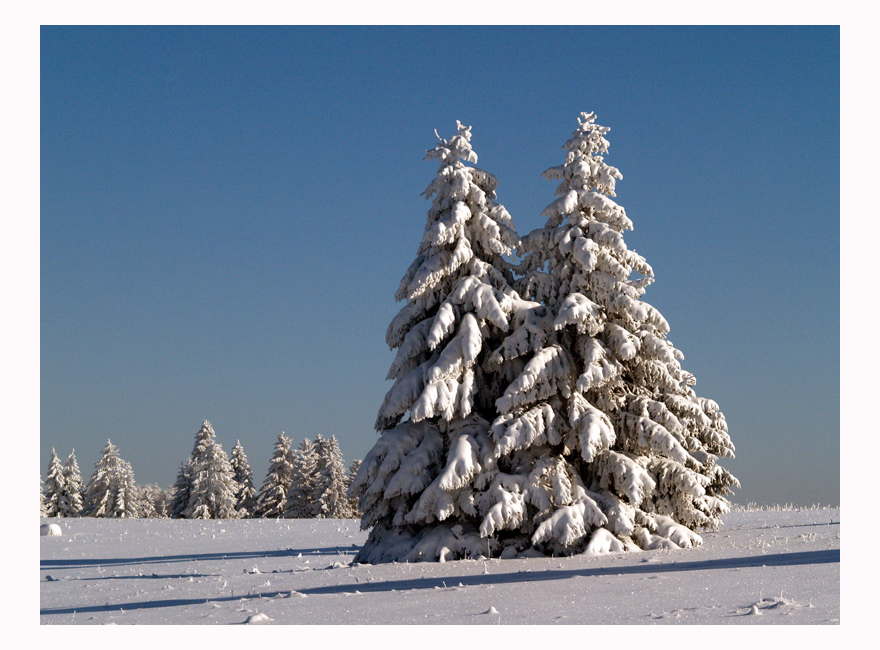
xmin=60 ymin=450 xmax=85 ymax=517
xmin=486 ymin=112 xmax=738 ymax=555
xmin=349 ymin=121 xmax=533 ymax=562
xmin=185 ymin=436 xmax=239 ymax=519
xmin=168 ymin=420 xmax=219 ymax=518
xmin=313 ymin=435 xmax=353 ymax=519
xmin=285 ymin=437 xmax=319 ymax=519
xmin=83 ymin=440 xmax=138 ymax=518
xmin=230 ymin=440 xmax=258 ymax=517
xmin=44 ymin=449 xmax=66 ymax=517
xmin=255 ymin=432 xmax=295 ymax=518
xmin=351 ymin=114 xmax=737 ymax=562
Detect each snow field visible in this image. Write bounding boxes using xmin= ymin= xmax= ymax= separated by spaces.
xmin=40 ymin=508 xmax=839 ymax=625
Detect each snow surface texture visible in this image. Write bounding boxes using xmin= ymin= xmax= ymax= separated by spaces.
xmin=40 ymin=508 xmax=839 ymax=625
xmin=351 ymin=114 xmax=737 ymax=562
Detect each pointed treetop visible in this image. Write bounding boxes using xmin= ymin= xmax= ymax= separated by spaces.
xmin=191 ymin=420 xmax=217 ymax=457
xmin=427 ymin=120 xmax=478 ymax=166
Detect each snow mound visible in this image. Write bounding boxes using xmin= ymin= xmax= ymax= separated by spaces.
xmin=744 ymin=595 xmax=799 ymax=615
xmin=243 ymin=612 xmax=273 ymax=624
xmin=41 ymin=523 xmax=62 ymax=537
xmin=324 ymin=561 xmax=348 ymax=569
xmin=584 ymin=528 xmax=627 ymax=555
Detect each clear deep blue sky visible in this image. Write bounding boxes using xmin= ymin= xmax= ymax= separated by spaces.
xmin=40 ymin=26 xmax=839 ymax=506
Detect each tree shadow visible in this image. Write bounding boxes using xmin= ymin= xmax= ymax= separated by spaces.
xmin=720 ymin=520 xmax=839 ymax=532
xmin=300 ymin=548 xmax=840 ymax=596
xmin=40 ymin=545 xmax=359 ymax=570
xmin=40 ymin=548 xmax=838 ymax=618
xmin=45 ymin=572 xmax=223 ymax=581
xmin=40 ymin=590 xmax=281 ymax=617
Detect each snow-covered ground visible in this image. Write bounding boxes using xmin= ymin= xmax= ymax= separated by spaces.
xmin=40 ymin=508 xmax=839 ymax=625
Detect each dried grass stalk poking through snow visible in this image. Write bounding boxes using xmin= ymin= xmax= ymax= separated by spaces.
xmin=350 ymin=114 xmax=738 ymax=563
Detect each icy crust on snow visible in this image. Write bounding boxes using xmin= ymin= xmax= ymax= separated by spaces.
xmin=352 ymin=115 xmax=738 ymax=563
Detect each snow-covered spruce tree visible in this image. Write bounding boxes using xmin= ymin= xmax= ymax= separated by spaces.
xmin=150 ymin=485 xmax=172 ymax=517
xmin=485 ymin=112 xmax=738 ymax=555
xmin=135 ymin=484 xmax=169 ymax=518
xmin=40 ymin=475 xmax=47 ymax=517
xmin=190 ymin=420 xmax=216 ymax=457
xmin=135 ymin=484 xmax=159 ymax=518
xmin=346 ymin=459 xmax=362 ymax=518
xmin=60 ymin=450 xmax=85 ymax=517
xmin=168 ymin=420 xmax=218 ymax=518
xmin=185 ymin=438 xmax=239 ymax=519
xmin=312 ymin=435 xmax=352 ymax=519
xmin=168 ymin=460 xmax=193 ymax=518
xmin=285 ymin=437 xmax=319 ymax=518
xmin=44 ymin=449 xmax=66 ymax=517
xmin=83 ymin=440 xmax=138 ymax=518
xmin=255 ymin=432 xmax=295 ymax=518
xmin=230 ymin=440 xmax=257 ymax=517
xmin=349 ymin=121 xmax=533 ymax=562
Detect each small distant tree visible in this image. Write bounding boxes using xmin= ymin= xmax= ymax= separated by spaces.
xmin=136 ymin=484 xmax=169 ymax=518
xmin=152 ymin=486 xmax=171 ymax=518
xmin=168 ymin=460 xmax=193 ymax=519
xmin=285 ymin=437 xmax=318 ymax=518
xmin=230 ymin=440 xmax=257 ymax=517
xmin=44 ymin=449 xmax=66 ymax=517
xmin=135 ymin=484 xmax=159 ymax=518
xmin=346 ymin=459 xmax=362 ymax=518
xmin=83 ymin=440 xmax=138 ymax=518
xmin=255 ymin=432 xmax=295 ymax=518
xmin=40 ymin=475 xmax=48 ymax=518
xmin=168 ymin=420 xmax=218 ymax=518
xmin=313 ymin=435 xmax=352 ymax=519
xmin=185 ymin=438 xmax=239 ymax=519
xmin=61 ymin=450 xmax=85 ymax=517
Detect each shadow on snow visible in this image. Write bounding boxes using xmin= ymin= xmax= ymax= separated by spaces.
xmin=40 ymin=548 xmax=838 ymax=617
xmin=40 ymin=545 xmax=360 ymax=570
xmin=299 ymin=549 xmax=840 ymax=596
xmin=44 ymin=572 xmax=223 ymax=581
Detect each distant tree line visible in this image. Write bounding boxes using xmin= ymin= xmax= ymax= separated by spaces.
xmin=40 ymin=421 xmax=361 ymax=520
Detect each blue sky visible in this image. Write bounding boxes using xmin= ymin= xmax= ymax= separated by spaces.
xmin=40 ymin=25 xmax=839 ymax=506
